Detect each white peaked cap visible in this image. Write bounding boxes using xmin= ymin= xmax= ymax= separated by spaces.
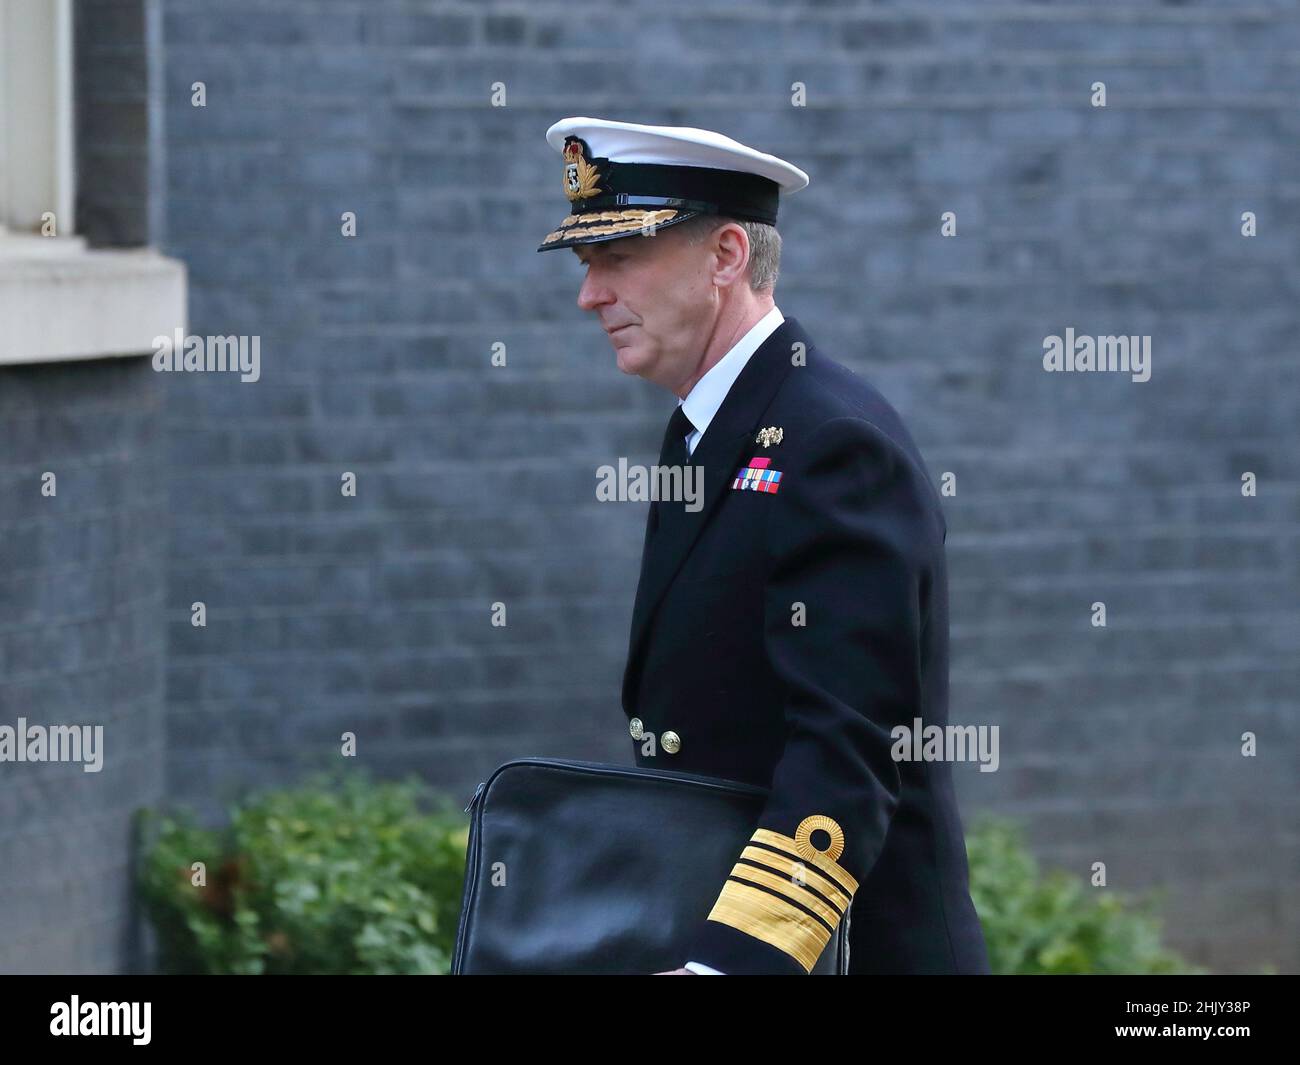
xmin=545 ymin=117 xmax=810 ymax=192
xmin=538 ymin=116 xmax=809 ymax=252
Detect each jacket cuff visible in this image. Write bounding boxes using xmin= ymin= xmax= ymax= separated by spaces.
xmin=685 ymin=822 xmax=859 ymax=975
xmin=686 ymin=919 xmax=808 ymax=976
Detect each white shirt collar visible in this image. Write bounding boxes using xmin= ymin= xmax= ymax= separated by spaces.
xmin=678 ymin=305 xmax=784 ymax=454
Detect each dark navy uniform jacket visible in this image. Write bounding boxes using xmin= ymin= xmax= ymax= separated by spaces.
xmin=621 ymin=315 xmax=991 ymax=975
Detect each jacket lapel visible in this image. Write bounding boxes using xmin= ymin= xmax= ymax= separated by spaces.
xmin=621 ymin=316 xmax=811 ymax=713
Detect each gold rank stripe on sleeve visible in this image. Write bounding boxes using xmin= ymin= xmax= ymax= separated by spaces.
xmin=703 ymin=822 xmax=859 ymax=973
xmin=727 ymin=862 xmax=845 ymax=930
xmin=706 ymin=880 xmax=831 ymax=974
xmin=736 ymin=844 xmax=852 ymax=912
xmin=752 ymin=827 xmax=859 ymax=896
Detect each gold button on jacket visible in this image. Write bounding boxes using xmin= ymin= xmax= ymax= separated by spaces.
xmin=628 ymin=717 xmax=644 ymax=740
xmin=661 ymin=730 xmax=681 ymax=754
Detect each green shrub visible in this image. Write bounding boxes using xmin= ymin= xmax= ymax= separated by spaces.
xmin=138 ymin=773 xmax=1199 ymax=975
xmin=965 ymin=815 xmax=1201 ymax=974
xmin=137 ymin=771 xmax=469 ymax=974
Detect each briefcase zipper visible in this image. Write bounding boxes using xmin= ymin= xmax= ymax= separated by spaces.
xmin=452 ymin=781 xmax=489 ymax=973
xmin=493 ymin=757 xmax=771 ymax=800
xmin=462 ymin=762 xmax=758 ymax=822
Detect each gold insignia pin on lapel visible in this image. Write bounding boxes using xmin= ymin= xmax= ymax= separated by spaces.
xmin=756 ymin=426 xmax=783 ymax=448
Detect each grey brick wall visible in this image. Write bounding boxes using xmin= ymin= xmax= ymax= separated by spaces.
xmin=0 ymin=357 xmax=167 ymax=973
xmin=76 ymin=0 xmax=167 ymax=247
xmin=19 ymin=0 xmax=1290 ymax=974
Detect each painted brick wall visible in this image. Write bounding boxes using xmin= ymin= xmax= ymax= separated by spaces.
xmin=0 ymin=0 xmax=169 ymax=976
xmin=76 ymin=0 xmax=167 ymax=247
xmin=0 ymin=357 xmax=167 ymax=973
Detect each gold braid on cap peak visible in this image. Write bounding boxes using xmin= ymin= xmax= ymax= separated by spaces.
xmin=704 ymin=816 xmax=857 ymax=973
xmin=541 ymin=209 xmax=679 ymax=245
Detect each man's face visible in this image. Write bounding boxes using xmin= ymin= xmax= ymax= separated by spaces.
xmin=572 ymin=224 xmax=716 ymax=393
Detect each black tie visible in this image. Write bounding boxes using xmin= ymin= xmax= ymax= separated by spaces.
xmin=650 ymin=405 xmax=695 ymax=535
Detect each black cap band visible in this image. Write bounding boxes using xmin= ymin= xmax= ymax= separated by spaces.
xmin=575 ymin=162 xmax=780 ymax=226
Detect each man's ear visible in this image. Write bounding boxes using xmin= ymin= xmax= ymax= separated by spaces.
xmin=712 ymin=224 xmax=751 ymax=287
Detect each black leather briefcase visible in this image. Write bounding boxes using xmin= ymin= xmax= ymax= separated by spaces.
xmin=451 ymin=757 xmax=850 ymax=974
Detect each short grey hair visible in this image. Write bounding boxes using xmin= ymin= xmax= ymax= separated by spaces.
xmin=676 ymin=214 xmax=782 ymax=293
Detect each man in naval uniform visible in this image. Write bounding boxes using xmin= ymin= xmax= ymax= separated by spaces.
xmin=537 ymin=117 xmax=990 ymax=976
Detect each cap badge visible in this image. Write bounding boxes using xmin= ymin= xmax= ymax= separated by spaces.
xmin=562 ymin=135 xmax=606 ymax=203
